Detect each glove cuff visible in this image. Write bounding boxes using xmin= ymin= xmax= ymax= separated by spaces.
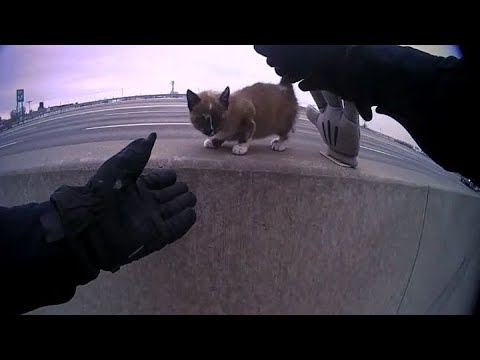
xmin=50 ymin=184 xmax=143 ymax=276
xmin=50 ymin=185 xmax=103 ymax=285
xmin=40 ymin=201 xmax=66 ymax=244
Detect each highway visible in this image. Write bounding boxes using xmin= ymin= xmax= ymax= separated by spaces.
xmin=0 ymin=98 xmax=462 ymax=186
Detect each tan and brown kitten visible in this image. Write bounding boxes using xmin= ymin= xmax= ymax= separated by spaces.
xmin=186 ymin=77 xmax=298 ymax=155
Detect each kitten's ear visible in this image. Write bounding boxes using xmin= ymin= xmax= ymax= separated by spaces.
xmin=219 ymin=86 xmax=230 ymax=108
xmin=186 ymin=89 xmax=201 ymax=111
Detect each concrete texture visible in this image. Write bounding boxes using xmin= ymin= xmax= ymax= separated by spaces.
xmin=0 ymin=140 xmax=479 ymax=314
xmin=397 ymin=188 xmax=480 ymax=314
xmin=0 ymin=139 xmax=472 ymax=195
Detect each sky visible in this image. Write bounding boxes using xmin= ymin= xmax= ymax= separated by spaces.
xmin=0 ymin=45 xmax=461 ymax=146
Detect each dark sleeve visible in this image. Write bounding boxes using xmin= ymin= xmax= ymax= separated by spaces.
xmin=0 ymin=202 xmax=79 ymax=314
xmin=348 ymin=45 xmax=476 ymax=182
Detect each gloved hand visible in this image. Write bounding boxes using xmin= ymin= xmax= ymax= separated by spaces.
xmin=46 ymin=132 xmax=197 ymax=284
xmin=306 ymin=91 xmax=360 ymax=168
xmin=254 ymin=45 xmax=374 ymax=121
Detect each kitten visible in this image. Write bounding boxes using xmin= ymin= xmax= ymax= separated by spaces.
xmin=186 ymin=77 xmax=298 ymax=155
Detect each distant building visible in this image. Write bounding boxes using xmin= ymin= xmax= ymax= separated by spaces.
xmin=38 ymin=102 xmax=45 ymax=111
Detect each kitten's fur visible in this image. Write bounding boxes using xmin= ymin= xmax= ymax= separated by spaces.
xmin=186 ymin=77 xmax=298 ymax=155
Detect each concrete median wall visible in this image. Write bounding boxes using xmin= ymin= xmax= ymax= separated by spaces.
xmin=0 ymin=142 xmax=479 ymax=314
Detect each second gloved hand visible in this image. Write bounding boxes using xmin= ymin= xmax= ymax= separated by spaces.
xmin=254 ymin=45 xmax=375 ymax=120
xmin=307 ymin=90 xmax=360 ymax=168
xmin=47 ymin=132 xmax=197 ymax=283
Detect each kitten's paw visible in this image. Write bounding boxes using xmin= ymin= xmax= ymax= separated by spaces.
xmin=271 ymin=137 xmax=287 ymax=152
xmin=232 ymin=143 xmax=249 ymax=155
xmin=204 ymin=138 xmax=216 ymax=149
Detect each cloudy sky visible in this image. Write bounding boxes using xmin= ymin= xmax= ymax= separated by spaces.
xmin=0 ymin=45 xmax=461 ymax=145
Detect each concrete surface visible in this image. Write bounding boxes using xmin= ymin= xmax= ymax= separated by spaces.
xmin=397 ymin=188 xmax=480 ymax=314
xmin=1 ymin=138 xmax=479 ymax=314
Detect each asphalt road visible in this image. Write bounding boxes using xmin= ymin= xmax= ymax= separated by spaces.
xmin=0 ymin=98 xmax=461 ymax=185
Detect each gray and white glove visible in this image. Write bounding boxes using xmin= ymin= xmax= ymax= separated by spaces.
xmin=306 ymin=90 xmax=360 ymax=168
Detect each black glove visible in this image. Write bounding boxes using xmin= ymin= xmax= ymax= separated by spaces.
xmin=47 ymin=132 xmax=197 ymax=284
xmin=254 ymin=45 xmax=347 ymax=84
xmin=254 ymin=45 xmax=374 ymax=120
